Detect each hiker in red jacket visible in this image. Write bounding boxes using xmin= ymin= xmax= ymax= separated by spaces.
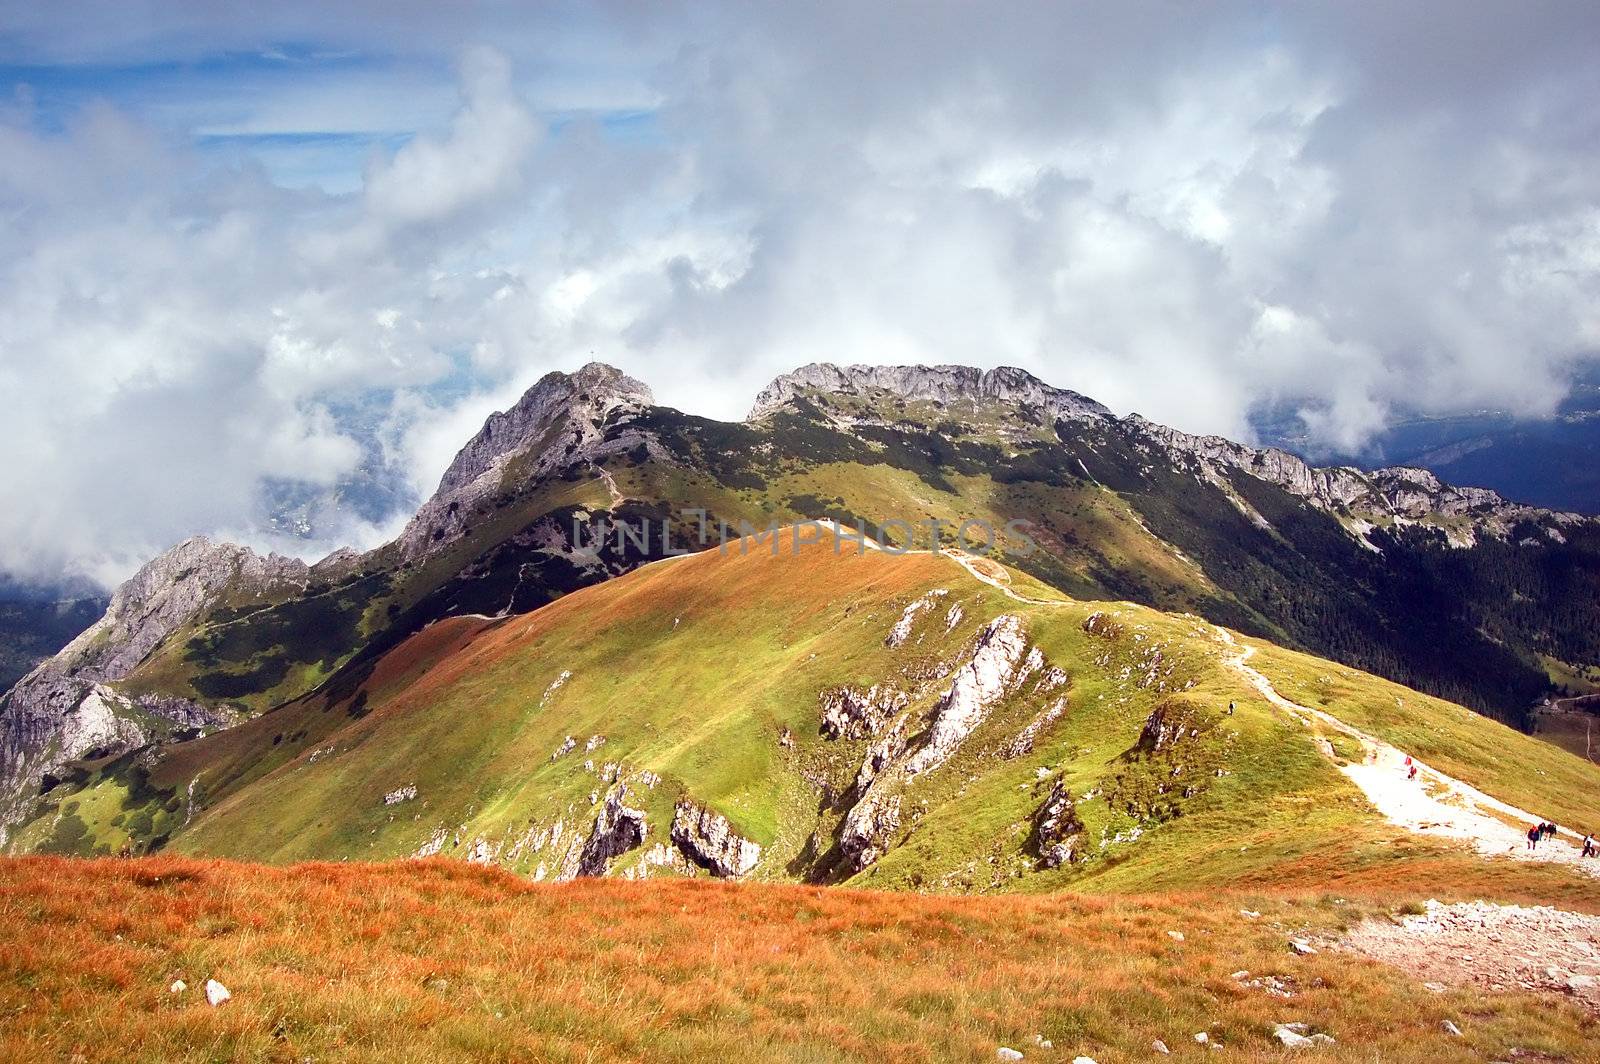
xmin=1528 ymin=825 xmax=1541 ymax=851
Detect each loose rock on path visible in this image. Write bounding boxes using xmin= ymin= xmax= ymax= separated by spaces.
xmin=1341 ymin=900 xmax=1600 ymax=1013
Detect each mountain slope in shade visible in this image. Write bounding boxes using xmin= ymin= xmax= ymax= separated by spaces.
xmin=15 ymin=529 xmax=1600 ymax=909
xmin=5 ymin=361 xmax=1600 ymax=838
xmin=0 ymin=594 xmax=105 ymax=692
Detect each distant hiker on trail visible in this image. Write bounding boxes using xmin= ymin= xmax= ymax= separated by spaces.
xmin=1227 ymin=700 xmax=1234 ymax=716
xmin=1583 ymin=835 xmax=1595 ymax=858
xmin=1544 ymin=822 xmax=1558 ymax=841
xmin=1408 ymin=764 xmax=1418 ymax=781
xmin=1529 ymin=825 xmax=1541 ymax=851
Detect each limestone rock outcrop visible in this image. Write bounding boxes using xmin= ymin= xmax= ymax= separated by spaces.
xmin=576 ymin=785 xmax=648 ymax=876
xmin=1031 ymin=780 xmax=1083 ymax=869
xmin=839 ymin=614 xmax=1036 ymax=871
xmin=749 ymin=362 xmax=1112 ymax=425
xmin=670 ymin=799 xmax=762 ymax=878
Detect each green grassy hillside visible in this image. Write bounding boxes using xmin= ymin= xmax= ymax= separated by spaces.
xmin=19 ymin=529 xmax=1600 ymax=907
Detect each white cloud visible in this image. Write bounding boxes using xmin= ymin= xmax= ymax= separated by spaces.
xmin=364 ymin=47 xmax=540 ymax=227
xmin=3 ymin=4 xmax=1600 ymax=587
xmin=0 ymin=47 xmax=547 ymax=585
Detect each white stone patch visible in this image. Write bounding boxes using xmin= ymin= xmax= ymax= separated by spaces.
xmin=382 ymin=784 xmax=418 ymax=805
xmin=413 ymin=827 xmax=450 ymax=858
xmin=885 ymin=589 xmax=950 ymax=648
xmin=541 ymin=670 xmax=573 ymax=705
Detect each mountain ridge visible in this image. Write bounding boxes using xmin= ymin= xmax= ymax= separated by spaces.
xmin=4 ymin=358 xmax=1599 ymax=839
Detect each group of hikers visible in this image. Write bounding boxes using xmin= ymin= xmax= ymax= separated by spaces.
xmin=1527 ymin=821 xmax=1559 ymax=850
xmin=1526 ymin=821 xmax=1600 ymax=858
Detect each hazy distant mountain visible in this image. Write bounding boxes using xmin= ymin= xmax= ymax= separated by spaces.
xmin=0 ymin=574 xmax=108 ymax=692
xmin=1257 ymin=370 xmax=1600 ymax=516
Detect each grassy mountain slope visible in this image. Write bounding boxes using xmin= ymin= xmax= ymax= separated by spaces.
xmin=19 ymin=530 xmax=1600 ymax=910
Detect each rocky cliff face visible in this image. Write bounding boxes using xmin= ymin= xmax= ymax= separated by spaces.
xmin=396 ymin=362 xmax=661 ymax=560
xmin=670 ymin=800 xmax=762 ymax=878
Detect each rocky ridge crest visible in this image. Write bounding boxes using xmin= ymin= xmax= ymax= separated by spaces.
xmin=748 ymin=362 xmax=1112 ymax=424
xmin=749 ymin=361 xmax=1585 ymax=547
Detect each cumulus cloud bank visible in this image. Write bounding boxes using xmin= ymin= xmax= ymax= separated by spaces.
xmin=1 ymin=2 xmax=1597 ymax=585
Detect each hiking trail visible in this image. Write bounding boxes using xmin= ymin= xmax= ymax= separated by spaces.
xmin=916 ymin=532 xmax=1598 ymax=879
xmin=1213 ymin=627 xmax=1599 ymax=879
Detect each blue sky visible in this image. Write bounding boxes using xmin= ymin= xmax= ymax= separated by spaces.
xmin=1 ymin=3 xmax=1598 ymax=587
xmin=0 ymin=33 xmax=660 ymax=190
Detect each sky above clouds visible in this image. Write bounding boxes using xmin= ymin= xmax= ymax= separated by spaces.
xmin=1 ymin=1 xmax=1598 ymax=587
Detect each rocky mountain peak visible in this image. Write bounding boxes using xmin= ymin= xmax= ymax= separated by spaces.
xmin=747 ymin=362 xmax=1112 ymax=423
xmin=434 ymin=363 xmax=652 ymax=500
xmin=397 ymin=362 xmax=658 ymax=559
xmin=0 ymin=534 xmax=292 ymax=835
xmin=57 ymin=535 xmax=310 ymax=684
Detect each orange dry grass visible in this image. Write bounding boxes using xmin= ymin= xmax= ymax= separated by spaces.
xmin=2 ymin=857 xmax=1595 ymax=1062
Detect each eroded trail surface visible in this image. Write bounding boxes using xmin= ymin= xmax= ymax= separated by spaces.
xmin=1342 ymin=900 xmax=1600 ymax=1013
xmin=1215 ymin=628 xmax=1600 ymax=879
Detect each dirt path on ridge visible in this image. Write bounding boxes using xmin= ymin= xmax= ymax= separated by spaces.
xmin=1213 ymin=627 xmax=1599 ymax=879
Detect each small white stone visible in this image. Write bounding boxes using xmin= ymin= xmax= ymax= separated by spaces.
xmin=1441 ymin=1020 xmax=1463 ymax=1037
xmin=1273 ymin=1026 xmax=1313 ymax=1049
xmin=1194 ymin=1032 xmax=1209 ymax=1044
xmin=1072 ymin=1057 xmax=1097 ymax=1064
xmin=1152 ymin=1039 xmax=1170 ymax=1054
xmin=1166 ymin=930 xmax=1185 ymax=942
xmin=168 ymin=979 xmax=186 ymax=994
xmin=204 ymin=979 xmax=231 ymax=1007
xmin=1239 ymin=909 xmax=1261 ymax=919
xmin=1289 ymin=938 xmax=1317 ymax=955
xmin=1032 ymin=1035 xmax=1053 ymax=1049
xmin=997 ymin=1049 xmax=1024 ymax=1062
